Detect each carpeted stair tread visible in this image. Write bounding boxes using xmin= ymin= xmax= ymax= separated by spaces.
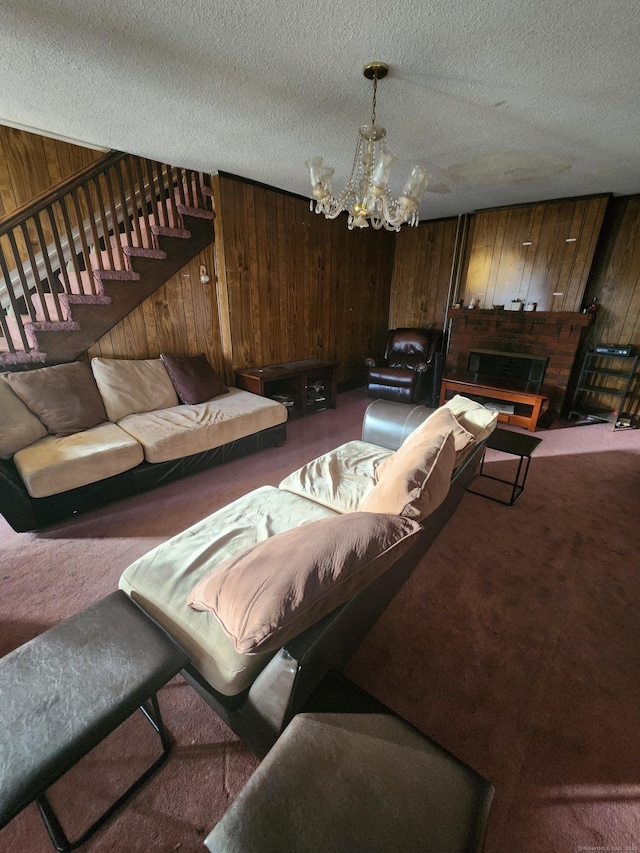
xmin=150 ymin=225 xmax=191 ymax=239
xmin=122 ymin=246 xmax=167 ymax=260
xmin=177 ymin=204 xmax=214 ymax=220
xmin=94 ymin=267 xmax=142 ymax=280
xmin=65 ymin=294 xmax=112 ymax=306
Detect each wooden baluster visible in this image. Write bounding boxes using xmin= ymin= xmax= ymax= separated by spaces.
xmin=0 ymin=244 xmax=29 ymax=350
xmin=104 ymin=165 xmax=126 ymax=269
xmin=79 ymin=183 xmax=103 ymax=278
xmin=122 ymin=156 xmax=143 ymax=250
xmin=175 ymin=166 xmax=187 ymax=209
xmin=92 ymin=175 xmax=115 ymax=269
xmin=143 ymin=158 xmax=162 ymax=229
xmin=194 ymin=172 xmax=205 ymax=208
xmin=46 ymin=203 xmax=73 ymax=296
xmin=33 ymin=211 xmax=64 ymax=320
xmin=59 ymin=195 xmax=86 ymax=294
xmin=161 ymin=163 xmax=177 ymax=227
xmin=19 ymin=220 xmax=51 ymax=322
xmin=153 ymin=161 xmax=170 ymax=228
xmin=135 ymin=158 xmax=153 ymax=247
xmin=70 ymin=189 xmax=97 ymax=295
xmin=0 ymin=308 xmax=16 ymax=353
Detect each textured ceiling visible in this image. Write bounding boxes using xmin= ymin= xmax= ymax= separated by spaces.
xmin=2 ymin=0 xmax=640 ymax=221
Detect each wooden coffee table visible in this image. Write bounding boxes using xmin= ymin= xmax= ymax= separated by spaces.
xmin=439 ymin=372 xmax=551 ymax=432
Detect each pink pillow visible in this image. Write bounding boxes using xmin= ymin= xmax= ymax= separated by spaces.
xmin=188 ymin=513 xmax=421 ymax=654
xmin=393 ymin=406 xmax=476 ymax=470
xmin=358 ymin=413 xmax=460 ymax=519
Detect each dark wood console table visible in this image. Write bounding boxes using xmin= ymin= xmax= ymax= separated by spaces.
xmin=439 ymin=373 xmax=551 ymax=432
xmin=235 ymin=359 xmax=339 ymax=417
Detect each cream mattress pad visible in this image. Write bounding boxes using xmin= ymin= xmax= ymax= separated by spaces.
xmin=116 ymin=388 xmax=288 ymax=463
xmin=13 ymin=422 xmax=144 ymax=499
xmin=119 ymin=485 xmax=339 ymax=696
xmin=278 ymin=440 xmax=394 ymax=513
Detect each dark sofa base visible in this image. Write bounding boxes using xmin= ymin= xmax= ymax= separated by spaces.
xmin=0 ymin=422 xmax=287 ymax=533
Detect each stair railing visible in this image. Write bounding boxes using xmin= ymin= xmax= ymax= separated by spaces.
xmin=0 ymin=151 xmax=211 ymax=359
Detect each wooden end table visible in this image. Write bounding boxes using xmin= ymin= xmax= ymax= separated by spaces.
xmin=235 ymin=359 xmax=339 ymax=417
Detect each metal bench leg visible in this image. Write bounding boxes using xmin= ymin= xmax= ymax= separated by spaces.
xmin=34 ymin=695 xmax=171 ymax=852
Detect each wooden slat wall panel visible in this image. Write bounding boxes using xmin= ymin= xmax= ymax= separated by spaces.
xmin=213 ymin=175 xmax=395 ymax=385
xmin=86 ymin=245 xmax=225 ymax=375
xmin=389 ymin=217 xmax=460 ymax=329
xmin=461 ymin=196 xmax=608 ymax=311
xmin=0 ymin=125 xmax=103 ymax=217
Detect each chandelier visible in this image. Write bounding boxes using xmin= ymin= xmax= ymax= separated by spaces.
xmin=306 ymin=62 xmax=431 ymax=231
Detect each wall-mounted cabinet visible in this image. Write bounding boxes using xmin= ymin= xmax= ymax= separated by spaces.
xmin=461 ymin=195 xmax=609 ymax=312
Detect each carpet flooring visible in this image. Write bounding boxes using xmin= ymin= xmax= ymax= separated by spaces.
xmin=1 ymin=387 xmax=639 ymax=852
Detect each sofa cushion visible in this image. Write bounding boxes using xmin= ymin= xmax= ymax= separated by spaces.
xmin=160 ymin=352 xmax=228 ymax=404
xmin=13 ymin=422 xmax=144 ymax=499
xmin=120 ymin=486 xmax=339 ymax=696
xmin=443 ymin=394 xmax=498 ymax=443
xmin=397 ymin=406 xmax=476 ymax=467
xmin=358 ymin=423 xmax=457 ymax=520
xmin=117 ymin=388 xmax=288 ymax=464
xmin=4 ymin=362 xmax=108 ymax=437
xmin=0 ymin=378 xmax=48 ymax=459
xmin=278 ymin=440 xmax=394 ymax=513
xmin=91 ymin=357 xmax=179 ymax=422
xmin=188 ymin=512 xmax=421 ymax=655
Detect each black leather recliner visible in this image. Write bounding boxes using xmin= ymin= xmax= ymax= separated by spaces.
xmin=366 ymin=327 xmax=443 ymax=407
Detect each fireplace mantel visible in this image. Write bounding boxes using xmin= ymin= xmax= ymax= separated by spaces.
xmin=445 ymin=309 xmax=593 ymax=416
xmin=447 ymin=308 xmax=593 ymax=324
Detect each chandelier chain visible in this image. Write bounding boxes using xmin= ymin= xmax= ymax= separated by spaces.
xmin=371 ymin=75 xmax=378 ymax=126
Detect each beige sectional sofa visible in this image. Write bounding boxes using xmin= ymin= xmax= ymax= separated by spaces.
xmin=119 ymin=395 xmax=497 ymax=755
xmin=0 ymin=356 xmax=288 ymax=532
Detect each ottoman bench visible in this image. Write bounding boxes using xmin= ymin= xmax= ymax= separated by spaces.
xmin=205 ymin=706 xmax=494 ymax=853
xmin=0 ymin=591 xmax=189 ymax=851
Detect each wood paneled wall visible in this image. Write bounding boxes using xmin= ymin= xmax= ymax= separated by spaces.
xmin=461 ymin=195 xmax=608 ymax=311
xmin=213 ymin=174 xmax=396 ymax=385
xmin=0 ymin=125 xmax=104 ymax=218
xmin=584 ymin=195 xmax=640 ymax=347
xmin=388 ymin=217 xmax=460 ymax=330
xmin=86 ymin=245 xmax=225 ymax=375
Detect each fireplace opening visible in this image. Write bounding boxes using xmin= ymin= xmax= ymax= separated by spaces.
xmin=467 ymin=349 xmax=548 ymax=384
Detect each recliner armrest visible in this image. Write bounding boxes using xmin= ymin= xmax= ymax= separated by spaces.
xmin=365 ymin=357 xmax=384 ymax=368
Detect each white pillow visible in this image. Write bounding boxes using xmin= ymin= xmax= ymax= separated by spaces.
xmin=91 ymin=357 xmax=179 ymax=422
xmin=442 ymin=394 xmax=498 ymax=443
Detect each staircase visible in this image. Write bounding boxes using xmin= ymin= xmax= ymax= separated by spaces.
xmin=0 ymin=152 xmax=214 ymax=368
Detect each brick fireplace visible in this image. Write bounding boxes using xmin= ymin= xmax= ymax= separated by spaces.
xmin=445 ymin=309 xmax=593 ymax=414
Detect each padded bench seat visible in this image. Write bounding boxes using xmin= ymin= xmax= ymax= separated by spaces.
xmin=0 ymin=592 xmax=189 ymax=851
xmin=206 ymin=711 xmax=494 ymax=853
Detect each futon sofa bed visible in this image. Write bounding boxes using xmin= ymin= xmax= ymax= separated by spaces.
xmin=0 ymin=354 xmax=287 ymax=532
xmin=119 ymin=395 xmax=498 ymax=756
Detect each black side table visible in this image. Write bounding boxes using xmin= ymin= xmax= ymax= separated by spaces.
xmin=466 ymin=427 xmax=542 ymax=506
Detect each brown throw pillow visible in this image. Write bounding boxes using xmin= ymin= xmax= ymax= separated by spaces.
xmin=358 ymin=424 xmax=457 ymax=520
xmin=4 ymin=362 xmax=108 ymax=436
xmin=160 ymin=353 xmax=228 ymax=405
xmin=187 ymin=512 xmax=421 ymax=654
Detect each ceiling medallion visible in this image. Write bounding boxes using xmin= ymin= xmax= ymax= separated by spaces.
xmin=306 ymin=62 xmax=430 ymax=231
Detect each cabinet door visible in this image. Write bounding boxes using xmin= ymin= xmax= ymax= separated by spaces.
xmin=462 ymin=196 xmax=608 ymax=311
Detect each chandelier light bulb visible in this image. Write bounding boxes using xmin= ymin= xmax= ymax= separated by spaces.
xmin=305 ymin=62 xmax=431 ymax=231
